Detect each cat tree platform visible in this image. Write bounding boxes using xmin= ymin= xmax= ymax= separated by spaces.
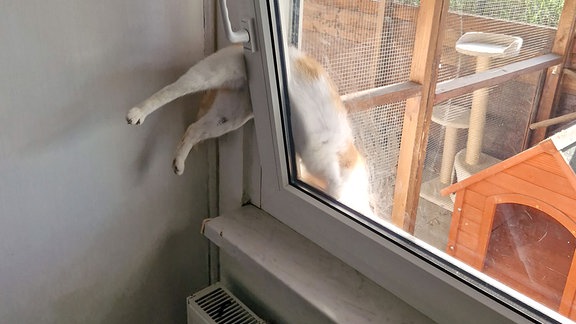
xmin=453 ymin=149 xmax=501 ymax=181
xmin=455 ymin=32 xmax=523 ymax=58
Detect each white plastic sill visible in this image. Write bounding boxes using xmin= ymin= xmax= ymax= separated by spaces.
xmin=202 ymin=205 xmax=434 ymax=324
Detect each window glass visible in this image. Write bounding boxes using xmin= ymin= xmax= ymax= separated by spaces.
xmin=277 ymin=0 xmax=574 ymax=320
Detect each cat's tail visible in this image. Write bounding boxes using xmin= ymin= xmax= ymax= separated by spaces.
xmin=127 ymin=45 xmax=246 ymax=125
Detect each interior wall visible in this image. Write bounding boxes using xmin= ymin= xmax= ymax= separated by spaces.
xmin=0 ymin=1 xmax=211 ymax=323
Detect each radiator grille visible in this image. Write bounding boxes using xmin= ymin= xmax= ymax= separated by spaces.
xmin=187 ymin=283 xmax=266 ymax=324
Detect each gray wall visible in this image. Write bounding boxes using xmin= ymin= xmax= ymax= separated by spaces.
xmin=0 ymin=1 xmax=211 ymax=323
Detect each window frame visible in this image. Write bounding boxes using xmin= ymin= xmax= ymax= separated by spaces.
xmin=229 ymin=0 xmax=574 ymax=322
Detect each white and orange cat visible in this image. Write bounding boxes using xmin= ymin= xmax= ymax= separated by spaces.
xmin=126 ymin=45 xmax=374 ymax=217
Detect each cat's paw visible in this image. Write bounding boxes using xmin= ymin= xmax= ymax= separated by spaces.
xmin=126 ymin=107 xmax=147 ymax=125
xmin=172 ymin=157 xmax=185 ymax=175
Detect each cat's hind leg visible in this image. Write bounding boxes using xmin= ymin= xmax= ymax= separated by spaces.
xmin=172 ymin=87 xmax=253 ymax=175
xmin=126 ymin=79 xmax=199 ymax=125
xmin=127 ymin=45 xmax=246 ymax=125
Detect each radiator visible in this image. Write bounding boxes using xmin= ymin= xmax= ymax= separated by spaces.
xmin=187 ymin=283 xmax=267 ymax=324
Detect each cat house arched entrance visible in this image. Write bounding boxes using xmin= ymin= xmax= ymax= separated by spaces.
xmin=441 ymin=124 xmax=576 ymax=318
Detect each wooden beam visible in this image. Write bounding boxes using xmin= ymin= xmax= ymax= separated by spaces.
xmin=367 ymin=0 xmax=388 ymax=89
xmin=391 ymin=0 xmax=449 ymax=233
xmin=434 ymin=54 xmax=562 ymax=104
xmin=530 ymin=111 xmax=576 ymax=129
xmin=529 ymin=0 xmax=576 ymax=146
xmin=342 ymin=81 xmax=422 ymax=112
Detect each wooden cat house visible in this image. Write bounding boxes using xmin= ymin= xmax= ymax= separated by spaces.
xmin=441 ymin=124 xmax=576 ymax=318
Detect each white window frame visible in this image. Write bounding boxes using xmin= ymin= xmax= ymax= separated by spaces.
xmin=223 ymin=1 xmax=572 ymax=322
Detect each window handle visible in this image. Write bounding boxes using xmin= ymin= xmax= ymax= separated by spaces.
xmin=219 ymin=0 xmax=256 ymax=51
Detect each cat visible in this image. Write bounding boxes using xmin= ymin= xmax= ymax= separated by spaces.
xmin=126 ymin=45 xmax=252 ymax=175
xmin=126 ymin=45 xmax=374 ymax=217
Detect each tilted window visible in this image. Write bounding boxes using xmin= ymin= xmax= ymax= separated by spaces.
xmin=232 ymin=0 xmax=576 ymax=322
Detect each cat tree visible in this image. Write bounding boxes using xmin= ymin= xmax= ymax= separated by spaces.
xmin=421 ymin=32 xmax=522 ymax=210
xmin=453 ymin=32 xmax=523 ymax=181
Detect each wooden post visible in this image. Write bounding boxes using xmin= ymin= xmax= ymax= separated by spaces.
xmin=369 ymin=1 xmax=388 ymax=88
xmin=529 ymin=0 xmax=576 ymax=146
xmin=391 ymin=0 xmax=449 ymax=232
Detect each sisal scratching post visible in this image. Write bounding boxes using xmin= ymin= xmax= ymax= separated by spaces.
xmin=465 ymin=55 xmax=491 ymax=165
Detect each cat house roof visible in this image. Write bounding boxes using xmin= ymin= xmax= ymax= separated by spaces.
xmin=441 ymin=122 xmax=576 ymax=196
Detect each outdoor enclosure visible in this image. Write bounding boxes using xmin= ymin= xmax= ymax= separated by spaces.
xmin=288 ymin=0 xmax=576 ymax=318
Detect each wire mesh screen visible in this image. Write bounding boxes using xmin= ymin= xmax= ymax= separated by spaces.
xmin=299 ymin=0 xmax=418 ymax=94
xmin=349 ymin=101 xmax=407 ymax=219
xmin=437 ymin=0 xmax=559 ymax=82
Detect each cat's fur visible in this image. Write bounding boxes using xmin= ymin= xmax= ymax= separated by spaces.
xmin=127 ymin=45 xmax=373 ymax=217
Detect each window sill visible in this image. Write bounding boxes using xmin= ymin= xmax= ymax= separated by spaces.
xmin=202 ymin=205 xmax=433 ymax=323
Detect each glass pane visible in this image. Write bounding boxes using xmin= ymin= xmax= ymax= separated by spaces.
xmin=277 ymin=0 xmax=572 ymax=320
